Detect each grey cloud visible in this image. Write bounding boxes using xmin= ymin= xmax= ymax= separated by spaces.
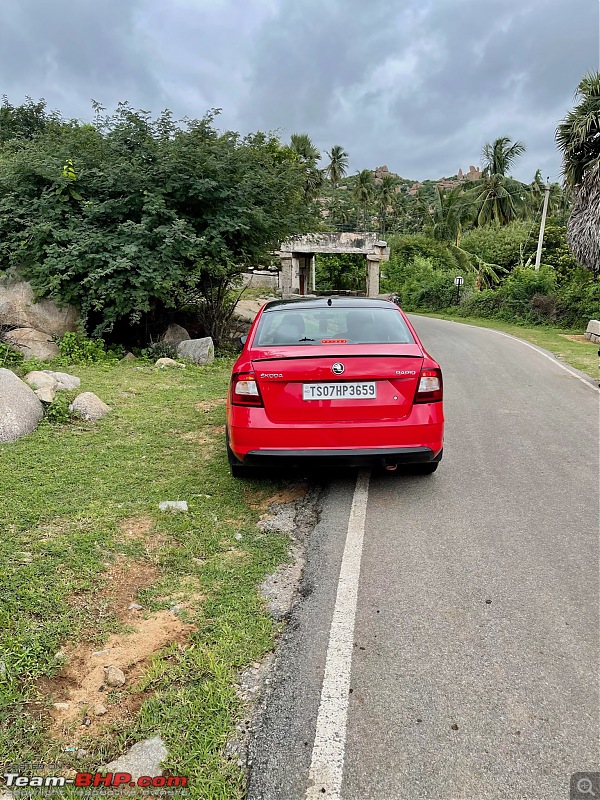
xmin=242 ymin=0 xmax=598 ymax=181
xmin=0 ymin=0 xmax=165 ymax=117
xmin=0 ymin=0 xmax=597 ymax=183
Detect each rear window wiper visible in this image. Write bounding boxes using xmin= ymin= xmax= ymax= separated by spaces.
xmin=298 ymin=337 xmax=315 ymax=342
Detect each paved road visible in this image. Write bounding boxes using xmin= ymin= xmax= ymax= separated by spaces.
xmin=247 ymin=316 xmax=599 ymax=800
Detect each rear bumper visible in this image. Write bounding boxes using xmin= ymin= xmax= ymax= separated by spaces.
xmin=227 ymin=404 xmax=444 ymax=467
xmin=241 ymin=446 xmax=442 ymax=468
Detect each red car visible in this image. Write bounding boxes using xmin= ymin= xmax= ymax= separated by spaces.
xmin=226 ymin=297 xmax=444 ymax=476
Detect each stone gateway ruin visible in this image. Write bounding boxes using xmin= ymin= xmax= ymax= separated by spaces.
xmin=277 ymin=233 xmax=390 ymax=297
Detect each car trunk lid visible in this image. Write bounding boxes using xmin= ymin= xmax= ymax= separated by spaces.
xmin=251 ymin=344 xmax=424 ymax=422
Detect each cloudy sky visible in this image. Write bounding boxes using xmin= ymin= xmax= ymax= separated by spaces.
xmin=2 ymin=0 xmax=598 ymax=182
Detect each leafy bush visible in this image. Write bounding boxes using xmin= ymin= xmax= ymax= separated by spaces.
xmin=0 ymin=342 xmax=24 ymax=369
xmin=459 ymin=288 xmax=505 ymax=317
xmin=384 ymin=234 xmax=463 ymax=281
xmin=461 ymin=221 xmax=532 ymax=271
xmin=42 ymin=392 xmax=74 ymax=425
xmin=0 ymin=104 xmax=317 ymax=343
xmin=388 ymin=256 xmax=474 ymax=311
xmin=142 ymin=341 xmax=178 ymax=360
xmin=529 ymin=294 xmax=558 ymax=323
xmin=502 ymin=265 xmax=557 ymax=303
xmin=556 ymin=271 xmax=600 ymax=327
xmin=57 ymin=332 xmax=122 ymax=364
xmin=522 ymin=221 xmax=581 ymax=278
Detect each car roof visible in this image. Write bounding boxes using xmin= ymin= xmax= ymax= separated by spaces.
xmin=262 ymin=297 xmax=396 ymax=312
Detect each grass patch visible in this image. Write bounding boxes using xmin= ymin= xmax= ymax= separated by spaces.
xmin=411 ymin=312 xmax=599 ymax=378
xmin=0 ymin=357 xmax=296 ymax=798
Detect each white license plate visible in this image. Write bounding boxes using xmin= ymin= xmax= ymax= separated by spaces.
xmin=302 ymin=382 xmax=377 ymax=400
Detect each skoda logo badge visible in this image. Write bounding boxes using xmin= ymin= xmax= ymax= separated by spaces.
xmin=332 ymin=362 xmax=345 ymax=375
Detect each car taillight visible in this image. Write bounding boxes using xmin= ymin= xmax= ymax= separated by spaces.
xmin=414 ymin=368 xmax=443 ymax=403
xmin=231 ymin=371 xmax=263 ymax=407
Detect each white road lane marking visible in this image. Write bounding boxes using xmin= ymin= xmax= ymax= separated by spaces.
xmin=305 ymin=470 xmax=370 ymax=800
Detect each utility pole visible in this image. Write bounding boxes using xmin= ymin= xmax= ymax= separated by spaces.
xmin=534 ymin=178 xmax=551 ymax=271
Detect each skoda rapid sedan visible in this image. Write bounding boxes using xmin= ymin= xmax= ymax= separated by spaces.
xmin=225 ymin=297 xmax=444 ymax=476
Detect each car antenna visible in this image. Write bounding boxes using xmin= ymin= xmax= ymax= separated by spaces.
xmin=327 ymin=297 xmax=332 ymax=306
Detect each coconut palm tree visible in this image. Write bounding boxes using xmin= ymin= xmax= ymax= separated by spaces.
xmin=419 ymin=185 xmax=473 ymax=247
xmin=556 ymin=71 xmax=600 ymax=272
xmin=468 ymin=136 xmax=530 ymax=225
xmin=528 ymin=170 xmax=567 ymax=220
xmin=482 ymin=137 xmax=526 ymax=177
xmin=419 ymin=185 xmax=505 ymax=288
xmin=377 ymin=173 xmax=398 ymax=235
xmin=325 ymin=144 xmax=349 ymax=188
xmin=353 ymin=169 xmax=375 ymax=229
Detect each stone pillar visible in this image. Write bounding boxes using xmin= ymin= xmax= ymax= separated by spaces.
xmin=279 ymin=252 xmax=293 ymax=296
xmin=291 ymin=254 xmax=301 ymax=294
xmin=366 ymin=256 xmax=380 ymax=297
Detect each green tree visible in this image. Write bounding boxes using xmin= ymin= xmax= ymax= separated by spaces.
xmin=556 ymin=71 xmax=600 ymax=272
xmin=290 ymin=132 xmax=323 ymax=202
xmin=419 ymin=185 xmax=473 ymax=246
xmin=482 ymin=137 xmax=526 ymax=177
xmin=290 ymin=132 xmax=320 ymax=162
xmin=353 ymin=169 xmax=375 ymax=229
xmin=0 ymin=97 xmax=53 ymax=144
xmin=377 ymin=173 xmax=398 ymax=235
xmin=468 ymin=136 xmax=530 ymax=225
xmin=0 ymin=105 xmax=318 ymax=345
xmin=325 ymin=144 xmax=349 ymax=188
xmin=417 ymin=185 xmax=504 ymax=288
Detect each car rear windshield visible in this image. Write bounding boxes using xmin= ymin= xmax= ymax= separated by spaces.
xmin=253 ymin=307 xmax=415 ymax=346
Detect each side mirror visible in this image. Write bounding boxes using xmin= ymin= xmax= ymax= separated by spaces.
xmin=240 ymin=335 xmax=247 ymax=345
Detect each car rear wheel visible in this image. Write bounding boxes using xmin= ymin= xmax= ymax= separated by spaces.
xmin=226 ymin=428 xmax=249 ymax=478
xmin=407 ymin=461 xmax=439 ymax=475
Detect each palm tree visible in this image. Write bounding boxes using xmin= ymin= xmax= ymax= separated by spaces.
xmin=556 ymin=71 xmax=600 ymax=272
xmin=482 ymin=137 xmax=526 ymax=177
xmin=325 ymin=145 xmax=349 ymax=188
xmin=419 ymin=185 xmax=473 ymax=247
xmin=290 ymin=133 xmax=320 ymax=163
xmin=468 ymin=136 xmax=530 ymax=225
xmin=377 ymin=174 xmax=398 ymax=235
xmin=290 ymin=133 xmax=323 ymax=202
xmin=353 ymin=169 xmax=375 ymax=229
xmin=419 ymin=185 xmax=505 ymax=288
xmin=528 ymin=170 xmax=567 ymax=220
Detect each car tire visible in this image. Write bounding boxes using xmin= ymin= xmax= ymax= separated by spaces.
xmin=409 ymin=461 xmax=439 ymax=475
xmin=226 ymin=428 xmax=248 ymax=478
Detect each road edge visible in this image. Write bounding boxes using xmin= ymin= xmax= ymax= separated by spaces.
xmin=409 ymin=313 xmax=599 ymax=393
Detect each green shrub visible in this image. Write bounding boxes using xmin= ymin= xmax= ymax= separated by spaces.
xmin=556 ymin=272 xmax=600 ymax=327
xmin=315 ymin=253 xmax=366 ymax=291
xmin=461 ymin=222 xmax=531 ymax=271
xmin=389 ymin=256 xmax=474 ymax=311
xmin=141 ymin=341 xmax=178 ymax=360
xmin=41 ymin=392 xmax=74 ymax=425
xmin=384 ymin=234 xmax=463 ymax=285
xmin=0 ymin=342 xmax=24 ymax=369
xmin=459 ymin=288 xmax=505 ymax=318
xmin=57 ymin=332 xmax=122 ymax=364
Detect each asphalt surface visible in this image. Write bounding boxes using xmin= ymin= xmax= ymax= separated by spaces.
xmin=247 ymin=315 xmax=599 ymax=800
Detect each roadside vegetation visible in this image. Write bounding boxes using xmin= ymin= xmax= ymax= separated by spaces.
xmin=0 ymin=356 xmax=297 ymax=799
xmin=315 ymin=72 xmax=599 ymax=354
